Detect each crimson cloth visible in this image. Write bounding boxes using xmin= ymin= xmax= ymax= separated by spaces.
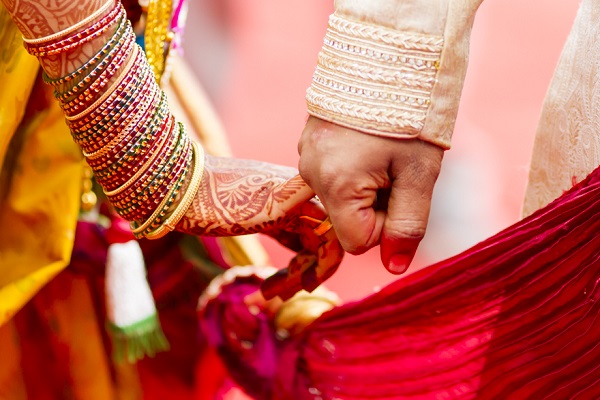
xmin=202 ymin=166 xmax=600 ymax=399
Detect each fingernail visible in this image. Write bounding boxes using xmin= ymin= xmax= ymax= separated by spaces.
xmin=387 ymin=254 xmax=412 ymax=274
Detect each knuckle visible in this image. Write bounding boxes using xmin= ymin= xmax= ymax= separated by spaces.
xmin=404 ymin=160 xmax=440 ymax=187
xmin=385 ymin=218 xmax=427 ymax=240
xmin=393 ymin=148 xmax=443 ymax=188
xmin=298 ymin=158 xmax=313 ymax=183
xmin=339 ymin=238 xmax=370 ymax=255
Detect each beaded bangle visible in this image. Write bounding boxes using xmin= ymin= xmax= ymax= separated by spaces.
xmin=93 ymin=133 xmax=169 ymax=199
xmin=116 ymin=142 xmax=191 ymax=222
xmin=70 ymin=71 xmax=151 ymax=139
xmin=129 ymin=135 xmax=192 ymax=232
xmin=25 ymin=2 xmax=122 ymax=57
xmin=145 ymin=141 xmax=205 ymax=239
xmin=60 ymin=29 xmax=135 ymax=114
xmin=109 ymin=126 xmax=186 ymax=208
xmin=56 ymin=19 xmax=130 ymax=104
xmin=122 ymin=121 xmax=187 ymax=207
xmin=132 ymin=136 xmax=192 ymax=227
xmin=81 ymin=83 xmax=159 ymax=165
xmin=72 ymin=48 xmax=150 ymax=144
xmin=74 ymin=83 xmax=151 ymax=151
xmin=25 ymin=8 xmax=122 ymax=58
xmin=64 ymin=41 xmax=140 ymax=122
xmin=78 ymin=70 xmax=158 ymax=160
xmin=22 ymin=0 xmax=114 ymax=45
xmin=61 ymin=40 xmax=134 ymax=116
xmin=89 ymin=93 xmax=170 ymax=177
xmin=105 ymin=116 xmax=181 ymax=206
xmin=138 ymin=132 xmax=192 ymax=232
xmin=99 ymin=112 xmax=175 ymax=190
xmin=103 ymin=115 xmax=174 ymax=196
xmin=59 ymin=37 xmax=132 ymax=116
xmin=130 ymin=168 xmax=186 ymax=239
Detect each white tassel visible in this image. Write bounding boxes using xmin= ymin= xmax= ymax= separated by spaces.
xmin=106 ymin=241 xmax=157 ymax=326
xmin=105 ymin=216 xmax=169 ymax=363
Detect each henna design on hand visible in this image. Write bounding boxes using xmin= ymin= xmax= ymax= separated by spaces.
xmin=177 ymin=155 xmax=300 ymax=236
xmin=3 ymin=0 xmax=105 ymax=37
xmin=177 ymin=155 xmax=345 ymax=299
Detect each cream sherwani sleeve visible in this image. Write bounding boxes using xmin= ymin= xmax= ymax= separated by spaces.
xmin=306 ymin=0 xmax=484 ymax=149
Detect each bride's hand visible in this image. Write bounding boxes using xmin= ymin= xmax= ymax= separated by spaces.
xmin=176 ymin=155 xmax=344 ymax=300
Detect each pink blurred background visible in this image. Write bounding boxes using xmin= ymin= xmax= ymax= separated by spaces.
xmin=183 ymin=1 xmax=579 ymax=302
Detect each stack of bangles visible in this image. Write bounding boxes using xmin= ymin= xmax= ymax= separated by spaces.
xmin=23 ymin=0 xmax=204 ymax=239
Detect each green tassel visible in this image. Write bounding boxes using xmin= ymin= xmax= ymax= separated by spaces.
xmin=107 ymin=313 xmax=170 ymax=364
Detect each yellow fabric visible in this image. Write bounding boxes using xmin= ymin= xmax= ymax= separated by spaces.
xmin=0 ymin=7 xmax=83 ymax=326
xmin=0 ymin=7 xmax=39 ymax=174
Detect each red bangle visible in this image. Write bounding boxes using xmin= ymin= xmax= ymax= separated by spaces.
xmin=90 ymin=92 xmax=169 ymax=176
xmin=101 ymin=113 xmax=176 ymax=193
xmin=102 ymin=114 xmax=174 ymax=195
xmin=114 ymin=137 xmax=192 ymax=221
xmin=24 ymin=3 xmax=124 ymax=57
xmin=72 ymin=57 xmax=153 ymax=150
xmin=60 ymin=32 xmax=135 ymax=115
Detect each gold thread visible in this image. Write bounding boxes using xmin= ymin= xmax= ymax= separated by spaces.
xmin=313 ymin=216 xmax=333 ymax=236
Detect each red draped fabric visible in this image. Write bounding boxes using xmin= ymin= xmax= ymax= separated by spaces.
xmin=202 ymin=166 xmax=600 ymax=399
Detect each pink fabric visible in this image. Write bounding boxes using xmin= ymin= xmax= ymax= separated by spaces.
xmin=202 ymin=166 xmax=600 ymax=399
xmin=201 ymin=275 xmax=278 ymax=399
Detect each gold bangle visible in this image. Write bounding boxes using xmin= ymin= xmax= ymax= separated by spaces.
xmin=22 ymin=0 xmax=114 ymax=44
xmin=144 ymin=141 xmax=205 ymax=239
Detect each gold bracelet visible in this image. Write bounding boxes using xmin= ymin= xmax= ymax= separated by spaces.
xmin=22 ymin=0 xmax=114 ymax=44
xmin=144 ymin=141 xmax=205 ymax=240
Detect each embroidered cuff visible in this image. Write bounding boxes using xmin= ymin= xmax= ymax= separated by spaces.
xmin=306 ymin=13 xmax=447 ymax=147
